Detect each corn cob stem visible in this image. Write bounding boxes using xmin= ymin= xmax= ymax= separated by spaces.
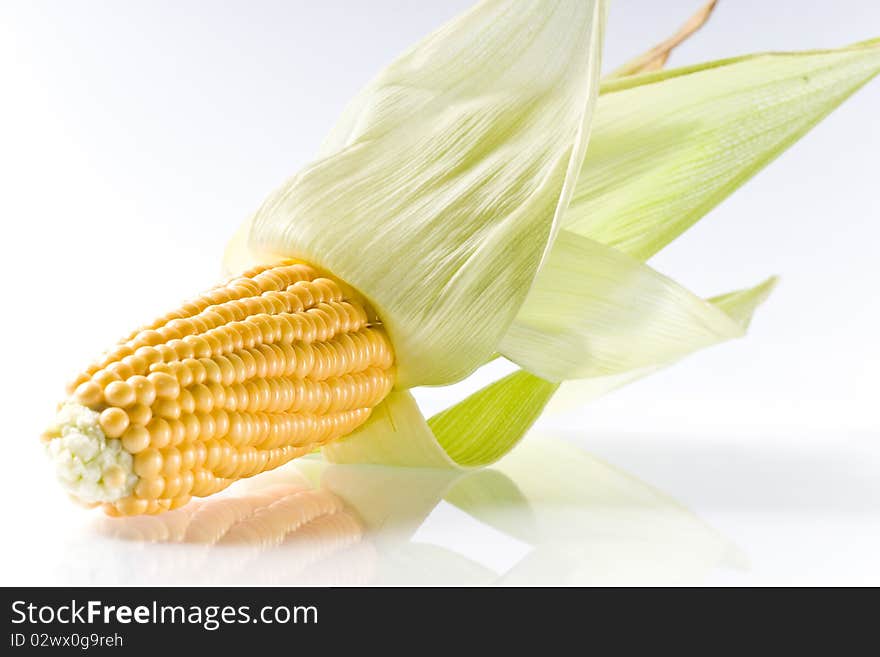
xmin=43 ymin=261 xmax=395 ymax=516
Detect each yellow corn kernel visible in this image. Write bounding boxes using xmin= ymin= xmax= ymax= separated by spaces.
xmin=58 ymin=261 xmax=395 ymax=516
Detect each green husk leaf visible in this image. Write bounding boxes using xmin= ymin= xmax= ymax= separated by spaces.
xmin=500 ymin=229 xmax=749 ymax=381
xmin=427 ymin=371 xmax=559 ymax=467
xmin=230 ymin=0 xmax=606 ymax=387
xmin=567 ymin=39 xmax=880 ymax=260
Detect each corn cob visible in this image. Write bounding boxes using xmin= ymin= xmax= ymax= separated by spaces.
xmin=43 ymin=260 xmax=395 ymax=516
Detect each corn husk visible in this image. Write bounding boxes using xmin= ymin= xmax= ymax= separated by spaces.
xmin=223 ymin=1 xmax=880 ymax=468
xmin=229 ymin=0 xmax=607 ymax=388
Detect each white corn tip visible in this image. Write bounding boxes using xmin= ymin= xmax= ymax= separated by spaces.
xmin=44 ymin=403 xmax=136 ymax=503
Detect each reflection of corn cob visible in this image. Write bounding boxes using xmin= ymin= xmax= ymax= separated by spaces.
xmin=93 ymin=480 xmax=362 ymax=548
xmin=85 ymin=477 xmax=372 ymax=585
xmin=289 ymin=510 xmax=363 ymax=549
xmin=43 ymin=261 xmax=395 ymax=516
xmin=220 ymin=489 xmax=346 ymax=547
xmin=183 ymin=484 xmax=309 ymax=544
xmin=283 ymin=512 xmax=375 ymax=586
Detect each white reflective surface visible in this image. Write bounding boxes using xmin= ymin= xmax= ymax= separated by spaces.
xmin=1 ymin=1 xmax=878 ymax=587
xmin=5 ymin=433 xmax=878 ymax=586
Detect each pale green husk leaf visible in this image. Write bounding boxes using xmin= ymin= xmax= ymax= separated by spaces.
xmin=232 ymin=0 xmax=606 ymax=387
xmin=322 ymin=390 xmax=456 ymax=468
xmin=500 ymin=229 xmax=752 ymax=381
xmin=547 ymin=275 xmax=777 ymax=411
xmin=324 ymin=274 xmax=773 ymax=468
xmin=567 ymin=39 xmax=880 ymax=260
xmin=706 ymin=276 xmax=778 ymax=330
xmin=323 ymin=371 xmax=557 ymax=470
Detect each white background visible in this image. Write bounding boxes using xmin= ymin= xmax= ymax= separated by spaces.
xmin=0 ymin=1 xmax=878 ymax=585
